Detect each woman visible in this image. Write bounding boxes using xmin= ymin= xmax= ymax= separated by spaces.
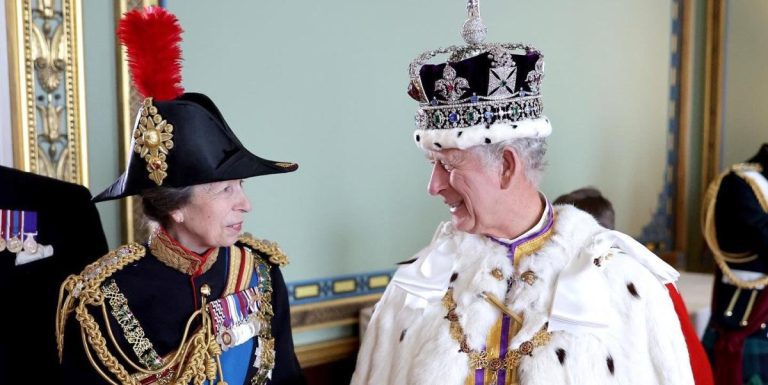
xmin=55 ymin=7 xmax=304 ymax=385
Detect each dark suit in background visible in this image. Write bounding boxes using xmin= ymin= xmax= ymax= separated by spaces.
xmin=0 ymin=166 xmax=108 ymax=383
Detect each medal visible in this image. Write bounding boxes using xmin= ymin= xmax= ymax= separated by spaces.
xmin=23 ymin=234 xmax=37 ymax=254
xmin=7 ymin=210 xmax=22 ymax=253
xmin=7 ymin=237 xmax=22 ymax=253
xmin=0 ymin=210 xmax=6 ymax=252
xmin=21 ymin=211 xmax=38 ymax=253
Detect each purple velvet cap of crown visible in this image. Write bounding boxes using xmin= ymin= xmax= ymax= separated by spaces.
xmin=410 ymin=50 xmax=543 ymax=105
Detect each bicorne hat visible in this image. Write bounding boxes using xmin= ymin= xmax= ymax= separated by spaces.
xmin=94 ymin=7 xmax=297 ymax=202
xmin=408 ymin=0 xmax=551 ymax=152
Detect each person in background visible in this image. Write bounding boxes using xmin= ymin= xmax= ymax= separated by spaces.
xmin=351 ymin=1 xmax=694 ymax=384
xmin=555 ymin=186 xmax=714 ymax=385
xmin=702 ymin=143 xmax=768 ymax=385
xmin=56 ymin=8 xmax=304 ymax=385
xmin=0 ymin=166 xmax=108 ymax=384
xmin=554 ymin=187 xmax=614 ymax=230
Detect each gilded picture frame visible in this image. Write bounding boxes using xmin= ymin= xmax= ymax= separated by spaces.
xmin=6 ymin=0 xmax=89 ymax=185
xmin=115 ymin=0 xmax=158 ymax=243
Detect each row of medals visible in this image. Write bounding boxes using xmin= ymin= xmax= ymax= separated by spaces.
xmin=0 ymin=233 xmax=37 ymax=254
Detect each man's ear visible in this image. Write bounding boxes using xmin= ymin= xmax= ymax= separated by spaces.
xmin=500 ymin=147 xmax=518 ymax=189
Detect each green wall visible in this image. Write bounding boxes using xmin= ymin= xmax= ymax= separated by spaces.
xmin=83 ymin=1 xmax=678 ymax=283
xmin=723 ymin=0 xmax=768 ymax=168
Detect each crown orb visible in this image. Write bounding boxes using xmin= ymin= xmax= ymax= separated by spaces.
xmin=462 ymin=17 xmax=487 ymax=45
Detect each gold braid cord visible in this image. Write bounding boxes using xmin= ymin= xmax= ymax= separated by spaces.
xmin=702 ymin=163 xmax=768 ymax=290
xmin=55 ymin=244 xmax=228 ymax=385
xmin=238 ymin=233 xmax=290 ymax=266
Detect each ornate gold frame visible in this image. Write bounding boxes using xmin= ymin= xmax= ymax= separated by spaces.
xmin=6 ymin=0 xmax=89 ymax=185
xmin=701 ymin=0 xmax=726 ymax=191
xmin=115 ymin=0 xmax=158 ymax=243
xmin=674 ymin=0 xmax=693 ymax=254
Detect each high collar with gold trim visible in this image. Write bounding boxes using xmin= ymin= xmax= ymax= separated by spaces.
xmin=488 ymin=198 xmax=554 ymax=265
xmin=148 ymin=228 xmax=219 ymax=276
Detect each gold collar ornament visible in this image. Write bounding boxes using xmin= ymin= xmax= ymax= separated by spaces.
xmin=133 ymin=97 xmax=174 ymax=186
xmin=149 ymin=229 xmax=218 ymax=276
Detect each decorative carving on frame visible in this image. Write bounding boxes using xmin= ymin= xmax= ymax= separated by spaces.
xmin=6 ymin=0 xmax=89 ymax=185
xmin=115 ymin=0 xmax=158 ymax=243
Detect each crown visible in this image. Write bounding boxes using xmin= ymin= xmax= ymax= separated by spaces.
xmin=408 ymin=0 xmax=551 ymax=151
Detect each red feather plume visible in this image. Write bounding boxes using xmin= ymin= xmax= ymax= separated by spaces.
xmin=118 ymin=7 xmax=184 ymax=101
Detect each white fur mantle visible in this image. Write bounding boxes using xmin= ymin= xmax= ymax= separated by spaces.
xmin=351 ymin=205 xmax=693 ymax=385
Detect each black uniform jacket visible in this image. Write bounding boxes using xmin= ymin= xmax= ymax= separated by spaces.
xmin=59 ymin=233 xmax=305 ymax=385
xmin=0 ymin=166 xmax=108 ymax=384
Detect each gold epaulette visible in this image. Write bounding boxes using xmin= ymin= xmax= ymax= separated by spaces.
xmin=702 ymin=163 xmax=768 ymax=290
xmin=238 ymin=233 xmax=290 ymax=267
xmin=56 ymin=244 xmax=146 ymax=359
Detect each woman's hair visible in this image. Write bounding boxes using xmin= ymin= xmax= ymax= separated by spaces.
xmin=140 ymin=186 xmax=195 ymax=228
xmin=554 ymin=187 xmax=615 ymax=230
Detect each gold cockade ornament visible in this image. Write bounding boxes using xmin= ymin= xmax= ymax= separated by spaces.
xmin=133 ymin=98 xmax=174 ymax=185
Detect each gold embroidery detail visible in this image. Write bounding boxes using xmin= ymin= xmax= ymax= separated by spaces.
xmin=490 ymin=268 xmax=504 ymax=281
xmin=101 ymin=280 xmax=164 ymax=370
xmin=249 ymin=250 xmax=276 ymax=385
xmin=512 ymin=224 xmax=554 ymax=266
xmin=520 ymin=271 xmax=537 ymax=285
xmin=238 ymin=234 xmax=290 ymax=266
xmin=149 ymin=230 xmax=218 ymax=275
xmin=274 ymin=162 xmax=296 ymax=169
xmin=443 ymin=287 xmax=551 ymax=379
xmin=133 ymin=97 xmax=174 ymax=186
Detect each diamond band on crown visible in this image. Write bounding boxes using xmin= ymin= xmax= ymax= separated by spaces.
xmin=416 ymin=95 xmax=542 ymax=130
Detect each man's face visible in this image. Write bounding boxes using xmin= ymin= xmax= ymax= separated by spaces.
xmin=427 ymin=148 xmax=502 ymax=235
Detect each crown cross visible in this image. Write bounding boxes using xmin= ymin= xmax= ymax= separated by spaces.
xmin=488 ymin=66 xmax=517 ymax=97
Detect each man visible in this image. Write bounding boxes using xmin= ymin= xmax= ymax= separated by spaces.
xmin=351 ymin=2 xmax=694 ymax=384
xmin=702 ymin=143 xmax=768 ymax=385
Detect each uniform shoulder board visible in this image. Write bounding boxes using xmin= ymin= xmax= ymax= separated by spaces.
xmin=65 ymin=243 xmax=146 ymax=298
xmin=237 ymin=233 xmax=289 ymax=267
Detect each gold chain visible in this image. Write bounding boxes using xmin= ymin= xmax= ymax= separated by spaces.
xmin=442 ymin=287 xmax=551 ymax=380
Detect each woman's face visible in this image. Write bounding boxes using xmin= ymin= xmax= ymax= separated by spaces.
xmin=168 ymin=179 xmax=252 ymax=253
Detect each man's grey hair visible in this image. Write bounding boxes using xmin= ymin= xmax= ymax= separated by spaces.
xmin=470 ymin=137 xmax=548 ymax=186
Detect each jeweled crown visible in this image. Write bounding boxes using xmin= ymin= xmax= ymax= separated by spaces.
xmin=408 ymin=0 xmax=550 ymax=151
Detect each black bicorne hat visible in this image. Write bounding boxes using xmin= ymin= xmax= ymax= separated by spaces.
xmin=93 ymin=93 xmax=297 ymax=202
xmin=93 ymin=7 xmax=296 ymax=202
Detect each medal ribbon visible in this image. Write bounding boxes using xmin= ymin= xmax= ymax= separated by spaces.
xmin=23 ymin=211 xmax=37 ymax=235
xmin=0 ymin=209 xmax=6 ymax=239
xmin=12 ymin=210 xmax=20 ymax=238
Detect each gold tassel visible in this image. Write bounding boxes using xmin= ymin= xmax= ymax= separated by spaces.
xmin=741 ymin=289 xmax=758 ymax=327
xmin=725 ymin=288 xmax=741 ymax=317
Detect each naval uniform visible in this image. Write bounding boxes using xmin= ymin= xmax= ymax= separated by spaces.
xmin=702 ymin=154 xmax=768 ymax=385
xmin=57 ymin=229 xmax=305 ymax=385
